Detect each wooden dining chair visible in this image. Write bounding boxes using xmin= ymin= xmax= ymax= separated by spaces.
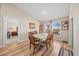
xmin=47 ymin=31 xmax=53 ymax=47
xmin=42 ymin=31 xmax=52 ymax=49
xmin=51 ymin=32 xmax=54 ymax=43
xmin=29 ymin=32 xmax=40 ymax=53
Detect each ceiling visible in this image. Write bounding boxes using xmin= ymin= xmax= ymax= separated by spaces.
xmin=13 ymin=3 xmax=70 ymax=21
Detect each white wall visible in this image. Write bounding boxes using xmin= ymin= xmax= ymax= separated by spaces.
xmin=0 ymin=4 xmax=39 ymax=45
xmin=0 ymin=17 xmax=4 ymax=46
xmin=0 ymin=4 xmax=2 ymax=45
xmin=69 ymin=4 xmax=79 ymax=56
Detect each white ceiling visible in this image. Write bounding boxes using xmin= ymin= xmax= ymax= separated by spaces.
xmin=13 ymin=3 xmax=70 ymax=21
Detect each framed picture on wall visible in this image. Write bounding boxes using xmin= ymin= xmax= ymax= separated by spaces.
xmin=62 ymin=21 xmax=69 ymax=30
xmin=29 ymin=23 xmax=35 ymax=29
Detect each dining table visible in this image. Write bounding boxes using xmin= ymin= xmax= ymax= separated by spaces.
xmin=33 ymin=33 xmax=48 ymax=42
xmin=33 ymin=33 xmax=48 ymax=49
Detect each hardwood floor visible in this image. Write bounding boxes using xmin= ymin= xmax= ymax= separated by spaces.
xmin=0 ymin=40 xmax=72 ymax=56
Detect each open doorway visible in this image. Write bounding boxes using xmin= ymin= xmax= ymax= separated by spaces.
xmin=52 ymin=20 xmax=61 ymax=41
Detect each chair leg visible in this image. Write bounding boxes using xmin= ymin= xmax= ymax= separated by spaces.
xmin=58 ymin=47 xmax=62 ymax=56
xmin=69 ymin=50 xmax=73 ymax=56
xmin=71 ymin=51 xmax=73 ymax=56
xmin=46 ymin=42 xmax=48 ymax=49
xmin=58 ymin=47 xmax=64 ymax=56
xmin=49 ymin=42 xmax=51 ymax=47
xmin=68 ymin=51 xmax=71 ymax=56
xmin=61 ymin=48 xmax=64 ymax=56
xmin=48 ymin=41 xmax=51 ymax=47
xmin=33 ymin=45 xmax=36 ymax=53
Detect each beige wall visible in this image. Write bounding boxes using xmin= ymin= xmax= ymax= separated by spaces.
xmin=0 ymin=4 xmax=39 ymax=44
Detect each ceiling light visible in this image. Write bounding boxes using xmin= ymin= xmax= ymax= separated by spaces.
xmin=42 ymin=11 xmax=46 ymax=15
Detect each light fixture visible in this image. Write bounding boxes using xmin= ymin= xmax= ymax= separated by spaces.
xmin=42 ymin=11 xmax=46 ymax=15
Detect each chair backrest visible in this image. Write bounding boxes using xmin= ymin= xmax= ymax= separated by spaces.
xmin=29 ymin=31 xmax=37 ymax=35
xmin=47 ymin=31 xmax=52 ymax=41
xmin=51 ymin=32 xmax=54 ymax=42
xmin=33 ymin=31 xmax=38 ymax=34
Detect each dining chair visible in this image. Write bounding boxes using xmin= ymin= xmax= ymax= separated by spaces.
xmin=51 ymin=32 xmax=54 ymax=43
xmin=47 ymin=31 xmax=53 ymax=47
xmin=29 ymin=32 xmax=40 ymax=53
xmin=42 ymin=31 xmax=52 ymax=49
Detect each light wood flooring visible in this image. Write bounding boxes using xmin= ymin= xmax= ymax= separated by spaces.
xmin=0 ymin=40 xmax=71 ymax=56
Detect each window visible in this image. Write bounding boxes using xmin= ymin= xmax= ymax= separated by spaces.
xmin=44 ymin=21 xmax=52 ymax=33
xmin=52 ymin=20 xmax=61 ymax=35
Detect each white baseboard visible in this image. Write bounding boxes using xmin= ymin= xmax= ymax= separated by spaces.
xmin=17 ymin=39 xmax=26 ymax=42
xmin=0 ymin=44 xmax=5 ymax=48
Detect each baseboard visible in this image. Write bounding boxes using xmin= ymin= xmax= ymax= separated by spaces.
xmin=17 ymin=39 xmax=29 ymax=43
xmin=0 ymin=44 xmax=5 ymax=48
